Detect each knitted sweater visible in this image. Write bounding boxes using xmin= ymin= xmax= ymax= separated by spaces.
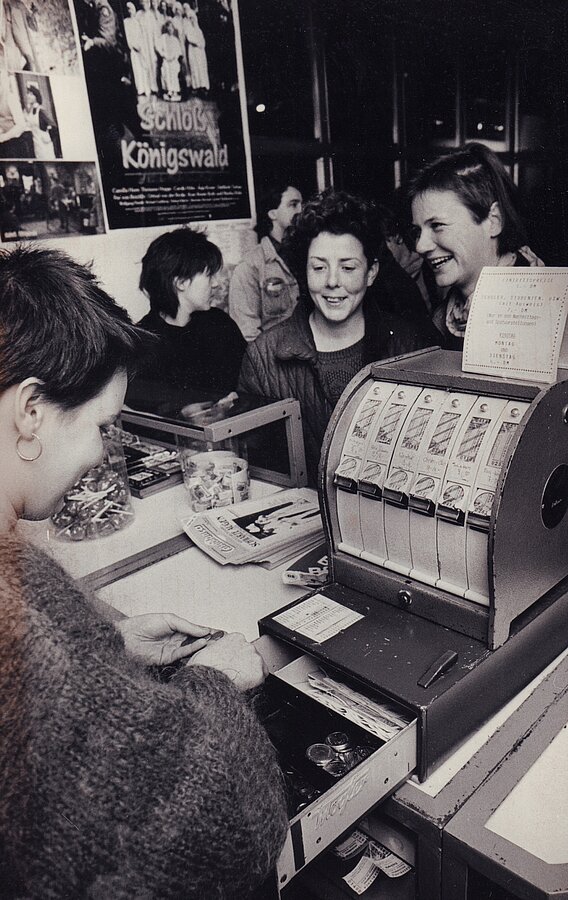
xmin=0 ymin=536 xmax=287 ymax=899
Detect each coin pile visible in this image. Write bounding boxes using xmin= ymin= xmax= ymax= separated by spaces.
xmin=306 ymin=731 xmax=374 ymax=779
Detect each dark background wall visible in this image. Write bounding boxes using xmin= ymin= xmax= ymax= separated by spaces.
xmin=238 ymin=0 xmax=568 ymax=264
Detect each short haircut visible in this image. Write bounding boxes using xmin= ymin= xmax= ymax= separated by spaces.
xmin=283 ymin=188 xmax=383 ymax=292
xmin=139 ymin=227 xmax=223 ymax=319
xmin=0 ymin=244 xmax=145 ymax=410
xmin=26 ymin=84 xmax=42 ymax=105
xmin=408 ymin=142 xmax=527 ymax=254
xmin=255 ymin=180 xmax=301 ymax=239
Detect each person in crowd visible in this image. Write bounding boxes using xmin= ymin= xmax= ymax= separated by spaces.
xmin=370 ymin=199 xmax=442 ymax=348
xmin=157 ymin=16 xmax=182 ymax=100
xmin=124 ymin=0 xmax=153 ymax=98
xmin=1 ymin=0 xmax=38 ymax=72
xmin=409 ymin=142 xmax=544 ymax=349
xmin=229 ymin=181 xmax=303 ymax=342
xmin=376 ymin=193 xmax=441 ymax=317
xmin=23 ymin=84 xmax=57 ymax=160
xmin=172 ymin=0 xmax=184 ymax=38
xmin=49 ymin=173 xmax=71 ymax=231
xmin=132 ymin=226 xmax=246 ymax=394
xmin=238 ymin=189 xmax=434 ymax=487
xmin=136 ymin=0 xmax=160 ymax=95
xmin=80 ymin=0 xmax=120 ymax=53
xmin=0 ymin=244 xmax=287 ymax=899
xmin=150 ymin=0 xmax=164 ymax=27
xmin=0 ymin=54 xmax=33 ymax=159
xmin=182 ymin=0 xmax=210 ymax=92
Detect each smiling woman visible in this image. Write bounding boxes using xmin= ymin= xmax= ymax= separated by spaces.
xmin=238 ymin=189 xmax=434 ymax=486
xmin=409 ymin=142 xmax=544 ymax=349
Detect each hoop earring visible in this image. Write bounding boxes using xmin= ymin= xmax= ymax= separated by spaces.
xmin=16 ymin=433 xmax=43 ymax=462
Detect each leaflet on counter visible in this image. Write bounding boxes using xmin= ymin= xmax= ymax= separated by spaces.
xmin=182 ymin=488 xmax=323 ymax=566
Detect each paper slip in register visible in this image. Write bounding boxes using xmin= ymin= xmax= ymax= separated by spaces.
xmin=183 ymin=487 xmax=323 ymax=566
xmin=463 ymin=267 xmax=568 ymax=383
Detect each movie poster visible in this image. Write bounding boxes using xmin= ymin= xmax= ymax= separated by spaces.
xmin=74 ymin=0 xmax=252 ymax=229
xmin=0 ymin=0 xmax=106 ymax=241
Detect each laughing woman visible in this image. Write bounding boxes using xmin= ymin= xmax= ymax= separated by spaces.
xmin=238 ymin=190 xmax=433 ymax=487
xmin=409 ymin=142 xmax=544 ymax=349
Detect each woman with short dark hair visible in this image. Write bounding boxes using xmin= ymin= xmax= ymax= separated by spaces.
xmin=134 ymin=226 xmax=246 ymax=394
xmin=409 ymin=142 xmax=543 ymax=349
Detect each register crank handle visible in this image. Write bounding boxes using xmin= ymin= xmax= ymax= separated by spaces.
xmin=417 ymin=650 xmax=458 ymax=689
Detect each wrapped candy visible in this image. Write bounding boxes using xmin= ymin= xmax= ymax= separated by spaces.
xmin=51 ymin=426 xmax=134 ymax=541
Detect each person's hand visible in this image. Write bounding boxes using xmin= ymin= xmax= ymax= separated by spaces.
xmin=186 ymin=631 xmax=268 ymax=690
xmin=117 ymin=614 xmax=213 ymax=666
xmin=519 ymin=245 xmax=545 ymax=267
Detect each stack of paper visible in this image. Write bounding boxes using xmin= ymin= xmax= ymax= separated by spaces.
xmin=304 ymin=669 xmax=410 ymax=743
xmin=182 ymin=488 xmax=323 ymax=567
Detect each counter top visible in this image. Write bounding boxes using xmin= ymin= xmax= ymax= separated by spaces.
xmin=18 ymin=479 xmax=308 ymax=641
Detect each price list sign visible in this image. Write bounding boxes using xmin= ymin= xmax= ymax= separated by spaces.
xmin=463 ymin=268 xmax=568 ymax=383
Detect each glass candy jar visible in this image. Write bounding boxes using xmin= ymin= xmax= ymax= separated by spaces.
xmin=177 ymin=399 xmax=250 ymax=513
xmin=50 ymin=424 xmax=134 ymax=541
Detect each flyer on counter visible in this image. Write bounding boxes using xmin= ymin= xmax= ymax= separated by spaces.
xmin=282 ymin=542 xmax=329 ymax=587
xmin=463 ymin=268 xmax=568 ymax=383
xmin=183 ymin=488 xmax=322 ymax=566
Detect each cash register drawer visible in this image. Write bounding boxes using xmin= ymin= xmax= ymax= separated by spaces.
xmin=260 ymin=653 xmax=417 ymax=889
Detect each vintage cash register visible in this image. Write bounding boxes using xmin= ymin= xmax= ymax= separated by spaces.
xmin=257 ymin=347 xmax=568 ymax=892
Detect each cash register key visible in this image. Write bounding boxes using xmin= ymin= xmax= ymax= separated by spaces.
xmin=306 ymin=743 xmax=335 ymax=766
xmin=325 ymin=731 xmax=352 ymax=753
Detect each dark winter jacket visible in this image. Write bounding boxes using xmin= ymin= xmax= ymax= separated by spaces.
xmin=238 ymin=298 xmax=436 ymax=486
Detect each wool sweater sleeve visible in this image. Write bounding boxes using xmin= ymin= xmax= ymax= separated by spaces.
xmin=0 ymin=537 xmax=287 ymax=899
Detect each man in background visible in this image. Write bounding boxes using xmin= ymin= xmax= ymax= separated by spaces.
xmin=229 ymin=181 xmax=302 ymax=341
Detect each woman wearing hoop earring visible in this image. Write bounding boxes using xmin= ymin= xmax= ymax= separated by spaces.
xmin=0 ymin=245 xmax=287 ymax=899
xmin=15 ymin=431 xmax=42 ymax=461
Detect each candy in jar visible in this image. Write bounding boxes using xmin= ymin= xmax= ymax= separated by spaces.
xmin=50 ymin=425 xmax=134 ymax=541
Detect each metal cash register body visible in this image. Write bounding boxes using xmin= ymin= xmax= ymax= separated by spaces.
xmin=260 ymin=348 xmax=568 ymax=889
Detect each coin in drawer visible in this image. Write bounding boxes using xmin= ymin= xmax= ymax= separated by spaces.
xmin=257 ymin=653 xmax=418 ymax=888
